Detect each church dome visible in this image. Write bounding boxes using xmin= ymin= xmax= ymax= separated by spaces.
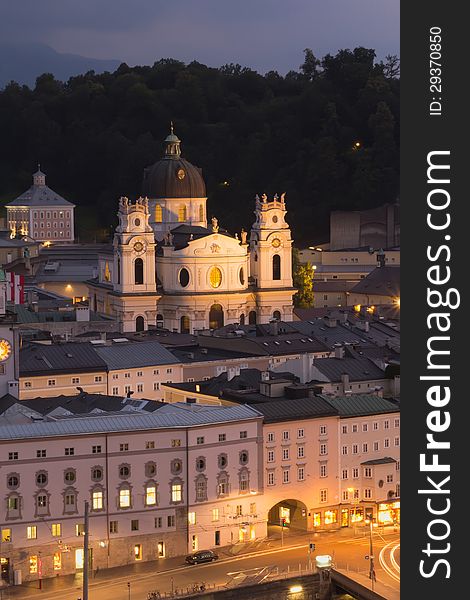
xmin=142 ymin=126 xmax=206 ymax=199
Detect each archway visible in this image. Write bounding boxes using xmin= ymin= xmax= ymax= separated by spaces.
xmin=239 ymin=314 xmax=245 ymax=325
xmin=135 ymin=316 xmax=145 ymax=332
xmin=248 ymin=310 xmax=257 ymax=325
xmin=180 ymin=315 xmax=190 ymax=334
xmin=273 ymin=310 xmax=281 ymax=320
xmin=209 ymin=304 xmax=224 ymax=330
xmin=268 ymin=499 xmax=308 ymax=537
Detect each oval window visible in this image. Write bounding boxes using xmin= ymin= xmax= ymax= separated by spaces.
xmin=209 ymin=267 xmax=222 ymax=289
xmin=239 ymin=267 xmax=245 ymax=285
xmin=179 ymin=268 xmax=190 ymax=287
xmin=272 ymin=215 xmax=278 ymax=223
xmin=135 ymin=218 xmax=141 ymax=227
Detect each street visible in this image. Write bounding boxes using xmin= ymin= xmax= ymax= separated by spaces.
xmin=1 ymin=529 xmax=400 ymax=600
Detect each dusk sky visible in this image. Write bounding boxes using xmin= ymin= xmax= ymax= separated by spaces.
xmin=1 ymin=0 xmax=399 ymax=74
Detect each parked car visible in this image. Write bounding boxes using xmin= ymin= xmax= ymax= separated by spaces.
xmin=185 ymin=550 xmax=219 ymax=565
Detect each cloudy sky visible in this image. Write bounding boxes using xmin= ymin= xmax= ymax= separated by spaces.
xmin=0 ymin=0 xmax=399 ymax=73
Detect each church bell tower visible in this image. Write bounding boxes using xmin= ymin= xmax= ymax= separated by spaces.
xmin=250 ymin=193 xmax=295 ymax=322
xmin=112 ymin=197 xmax=160 ymax=332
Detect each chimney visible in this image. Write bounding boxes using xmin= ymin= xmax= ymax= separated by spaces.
xmin=261 ymin=371 xmax=270 ymax=382
xmin=100 ymin=332 xmax=107 ymax=342
xmin=269 ymin=320 xmax=279 ymax=336
xmin=334 ymin=346 xmax=345 ymax=359
xmin=341 ymin=373 xmax=350 ymax=393
xmin=376 ymin=249 xmax=386 ymax=268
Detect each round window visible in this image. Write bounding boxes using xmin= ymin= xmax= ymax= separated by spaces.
xmin=92 ymin=468 xmax=103 ymax=481
xmin=7 ymin=475 xmax=19 ymax=488
xmin=36 ymin=472 xmax=47 ymax=486
xmin=239 ymin=267 xmax=245 ymax=285
xmin=119 ymin=465 xmax=130 ymax=478
xmin=209 ymin=267 xmax=222 ymax=289
xmin=64 ymin=470 xmax=75 ymax=483
xmin=179 ymin=268 xmax=190 ymax=287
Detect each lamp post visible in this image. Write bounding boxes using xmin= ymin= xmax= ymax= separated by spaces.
xmin=365 ymin=519 xmax=377 ymax=590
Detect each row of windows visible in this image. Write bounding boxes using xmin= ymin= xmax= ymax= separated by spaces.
xmin=341 ymin=438 xmax=400 ymax=455
xmin=1 ymin=518 xmax=174 ymax=544
xmin=342 ymin=419 xmax=400 ymax=434
xmin=267 ymin=446 xmax=309 ymax=461
xmin=111 ymin=368 xmax=174 ymax=379
xmin=35 ymin=231 xmax=71 ymax=238
xmin=266 ymin=426 xmax=327 ymax=442
xmin=24 ymin=375 xmax=103 ymax=388
xmin=267 ymin=467 xmax=308 ymax=485
xmin=154 ymin=204 xmax=204 ymax=224
xmin=32 ymin=210 xmax=71 ymax=219
xmin=33 ymin=221 xmax=70 ymax=228
xmin=341 ymin=468 xmax=397 ymax=480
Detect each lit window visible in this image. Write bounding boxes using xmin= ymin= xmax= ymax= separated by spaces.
xmin=30 ymin=556 xmax=38 ymax=574
xmin=52 ymin=523 xmax=61 ymax=537
xmin=172 ymin=484 xmax=182 ymax=503
xmin=92 ymin=491 xmax=103 ymax=510
xmin=209 ymin=266 xmax=222 ymax=289
xmin=27 ymin=526 xmax=37 ymax=539
xmin=146 ymin=485 xmax=157 ymax=506
xmin=188 ymin=512 xmax=196 ymax=525
xmin=1 ymin=528 xmax=11 ymax=543
xmin=53 ymin=552 xmax=62 ymax=571
xmin=119 ymin=489 xmax=131 ymax=508
xmin=212 ymin=508 xmax=219 ymax=522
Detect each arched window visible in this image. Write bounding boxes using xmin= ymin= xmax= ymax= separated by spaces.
xmin=117 ymin=257 xmax=121 ymax=284
xmin=180 ymin=315 xmax=190 ymax=334
xmin=136 ymin=316 xmax=145 ymax=332
xmin=135 ymin=258 xmax=144 ymax=285
xmin=199 ymin=205 xmax=204 ymax=222
xmin=239 ymin=267 xmax=245 ymax=285
xmin=273 ymin=255 xmax=281 ymax=280
xmin=155 ymin=205 xmax=163 ymax=223
xmin=239 ymin=314 xmax=245 ymax=325
xmin=178 ymin=205 xmax=187 ymax=222
xmin=209 ymin=304 xmax=224 ymax=330
xmin=249 ymin=311 xmax=257 ymax=325
xmin=273 ymin=310 xmax=281 ymax=320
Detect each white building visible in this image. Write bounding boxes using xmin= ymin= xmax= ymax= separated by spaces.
xmin=6 ymin=168 xmax=75 ymax=244
xmin=0 ymin=403 xmax=264 ymax=583
xmin=88 ymin=128 xmax=296 ymax=333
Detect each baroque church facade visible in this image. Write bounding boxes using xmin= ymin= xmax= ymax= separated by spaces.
xmin=88 ymin=128 xmax=295 ymax=333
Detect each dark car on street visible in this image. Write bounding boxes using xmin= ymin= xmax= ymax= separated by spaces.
xmin=185 ymin=550 xmax=219 ymax=565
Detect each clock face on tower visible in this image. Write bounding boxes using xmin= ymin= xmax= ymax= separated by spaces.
xmin=271 ymin=238 xmax=281 ymax=248
xmin=133 ymin=241 xmax=146 ymax=254
xmin=0 ymin=339 xmax=12 ymax=362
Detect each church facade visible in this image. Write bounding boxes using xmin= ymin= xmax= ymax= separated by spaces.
xmin=88 ymin=129 xmax=295 ymax=333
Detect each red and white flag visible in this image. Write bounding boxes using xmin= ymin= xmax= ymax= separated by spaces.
xmin=6 ymin=272 xmax=24 ymax=304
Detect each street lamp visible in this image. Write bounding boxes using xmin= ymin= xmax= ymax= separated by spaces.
xmin=365 ymin=519 xmax=377 ymax=590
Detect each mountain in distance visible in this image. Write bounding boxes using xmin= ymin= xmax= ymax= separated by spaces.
xmin=0 ymin=41 xmax=121 ymax=88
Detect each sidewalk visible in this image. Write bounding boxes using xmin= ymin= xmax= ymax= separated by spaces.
xmin=334 ymin=568 xmax=400 ymax=600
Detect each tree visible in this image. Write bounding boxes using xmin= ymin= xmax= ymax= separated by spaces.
xmin=292 ymin=248 xmax=315 ymax=308
xmin=381 ymin=55 xmax=400 ymax=79
xmin=300 ymin=48 xmax=321 ymax=81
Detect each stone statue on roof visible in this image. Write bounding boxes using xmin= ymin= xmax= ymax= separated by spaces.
xmin=211 ymin=216 xmax=219 ymax=233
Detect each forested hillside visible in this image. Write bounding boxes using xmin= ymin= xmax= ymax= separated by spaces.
xmin=0 ymin=48 xmax=399 ymax=244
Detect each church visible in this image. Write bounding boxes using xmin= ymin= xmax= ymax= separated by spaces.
xmin=87 ymin=127 xmax=296 ymax=333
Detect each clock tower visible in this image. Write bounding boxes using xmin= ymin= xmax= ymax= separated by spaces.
xmin=111 ymin=196 xmax=160 ymax=332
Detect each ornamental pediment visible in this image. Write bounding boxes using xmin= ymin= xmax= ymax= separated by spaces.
xmin=175 ymin=234 xmax=247 ymax=257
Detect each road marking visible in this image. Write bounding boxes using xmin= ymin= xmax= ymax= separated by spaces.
xmin=379 ymin=541 xmax=400 ymax=583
